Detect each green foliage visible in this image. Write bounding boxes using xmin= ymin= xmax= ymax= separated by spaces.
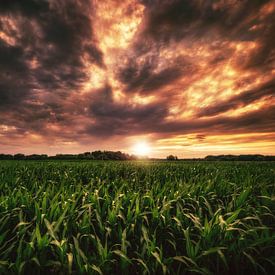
xmin=0 ymin=160 xmax=274 ymax=274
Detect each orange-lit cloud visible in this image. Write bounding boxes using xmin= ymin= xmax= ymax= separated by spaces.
xmin=0 ymin=0 xmax=275 ymax=157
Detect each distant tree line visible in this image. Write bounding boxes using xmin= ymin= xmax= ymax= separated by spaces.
xmin=204 ymin=154 xmax=275 ymax=161
xmin=0 ymin=153 xmax=274 ymax=161
xmin=165 ymin=154 xmax=275 ymax=161
xmin=0 ymin=151 xmax=137 ymax=160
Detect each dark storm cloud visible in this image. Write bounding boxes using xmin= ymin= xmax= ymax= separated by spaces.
xmin=86 ymin=100 xmax=275 ymax=138
xmin=198 ymin=79 xmax=275 ymax=117
xmin=244 ymin=6 xmax=275 ymax=70
xmin=0 ymin=0 xmax=49 ymax=15
xmin=140 ymin=0 xmax=271 ymax=42
xmin=0 ymin=40 xmax=31 ymax=110
xmin=0 ymin=40 xmax=25 ymax=71
xmin=84 ymin=83 xmax=275 ymax=138
xmin=212 ymin=104 xmax=275 ymax=134
xmin=0 ymin=0 xmax=103 ymax=104
xmin=140 ymin=0 xmax=199 ymax=42
xmin=87 ymin=85 xmax=168 ymax=136
xmin=153 ymin=104 xmax=275 ymax=136
xmin=0 ymin=0 xmax=105 ymax=136
xmin=117 ymin=55 xmax=192 ymax=94
xmin=33 ymin=1 xmax=104 ymax=89
xmin=117 ymin=0 xmax=274 ymax=96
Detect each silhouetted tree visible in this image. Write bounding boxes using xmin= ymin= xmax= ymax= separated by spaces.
xmin=166 ymin=155 xmax=178 ymax=161
xmin=14 ymin=153 xmax=25 ymax=160
xmin=0 ymin=154 xmax=13 ymax=160
xmin=26 ymin=154 xmax=48 ymax=160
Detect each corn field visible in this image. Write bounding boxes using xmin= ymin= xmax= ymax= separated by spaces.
xmin=0 ymin=160 xmax=274 ymax=274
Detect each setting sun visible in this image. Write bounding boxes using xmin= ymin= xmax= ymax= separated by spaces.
xmin=132 ymin=141 xmax=151 ymax=156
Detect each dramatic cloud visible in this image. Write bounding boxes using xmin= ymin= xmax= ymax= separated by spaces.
xmin=0 ymin=0 xmax=274 ymax=157
xmin=198 ymin=79 xmax=275 ymax=117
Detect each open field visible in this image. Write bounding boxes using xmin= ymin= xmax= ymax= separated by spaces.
xmin=0 ymin=161 xmax=274 ymax=274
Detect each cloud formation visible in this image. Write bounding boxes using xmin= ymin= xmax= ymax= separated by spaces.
xmin=0 ymin=0 xmax=274 ymax=157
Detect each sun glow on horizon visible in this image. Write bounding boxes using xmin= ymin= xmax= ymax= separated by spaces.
xmin=132 ymin=141 xmax=151 ymax=156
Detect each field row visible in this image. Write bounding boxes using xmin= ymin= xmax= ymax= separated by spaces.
xmin=0 ymin=161 xmax=274 ymax=274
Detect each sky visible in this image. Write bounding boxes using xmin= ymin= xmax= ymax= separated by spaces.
xmin=0 ymin=0 xmax=275 ymax=158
